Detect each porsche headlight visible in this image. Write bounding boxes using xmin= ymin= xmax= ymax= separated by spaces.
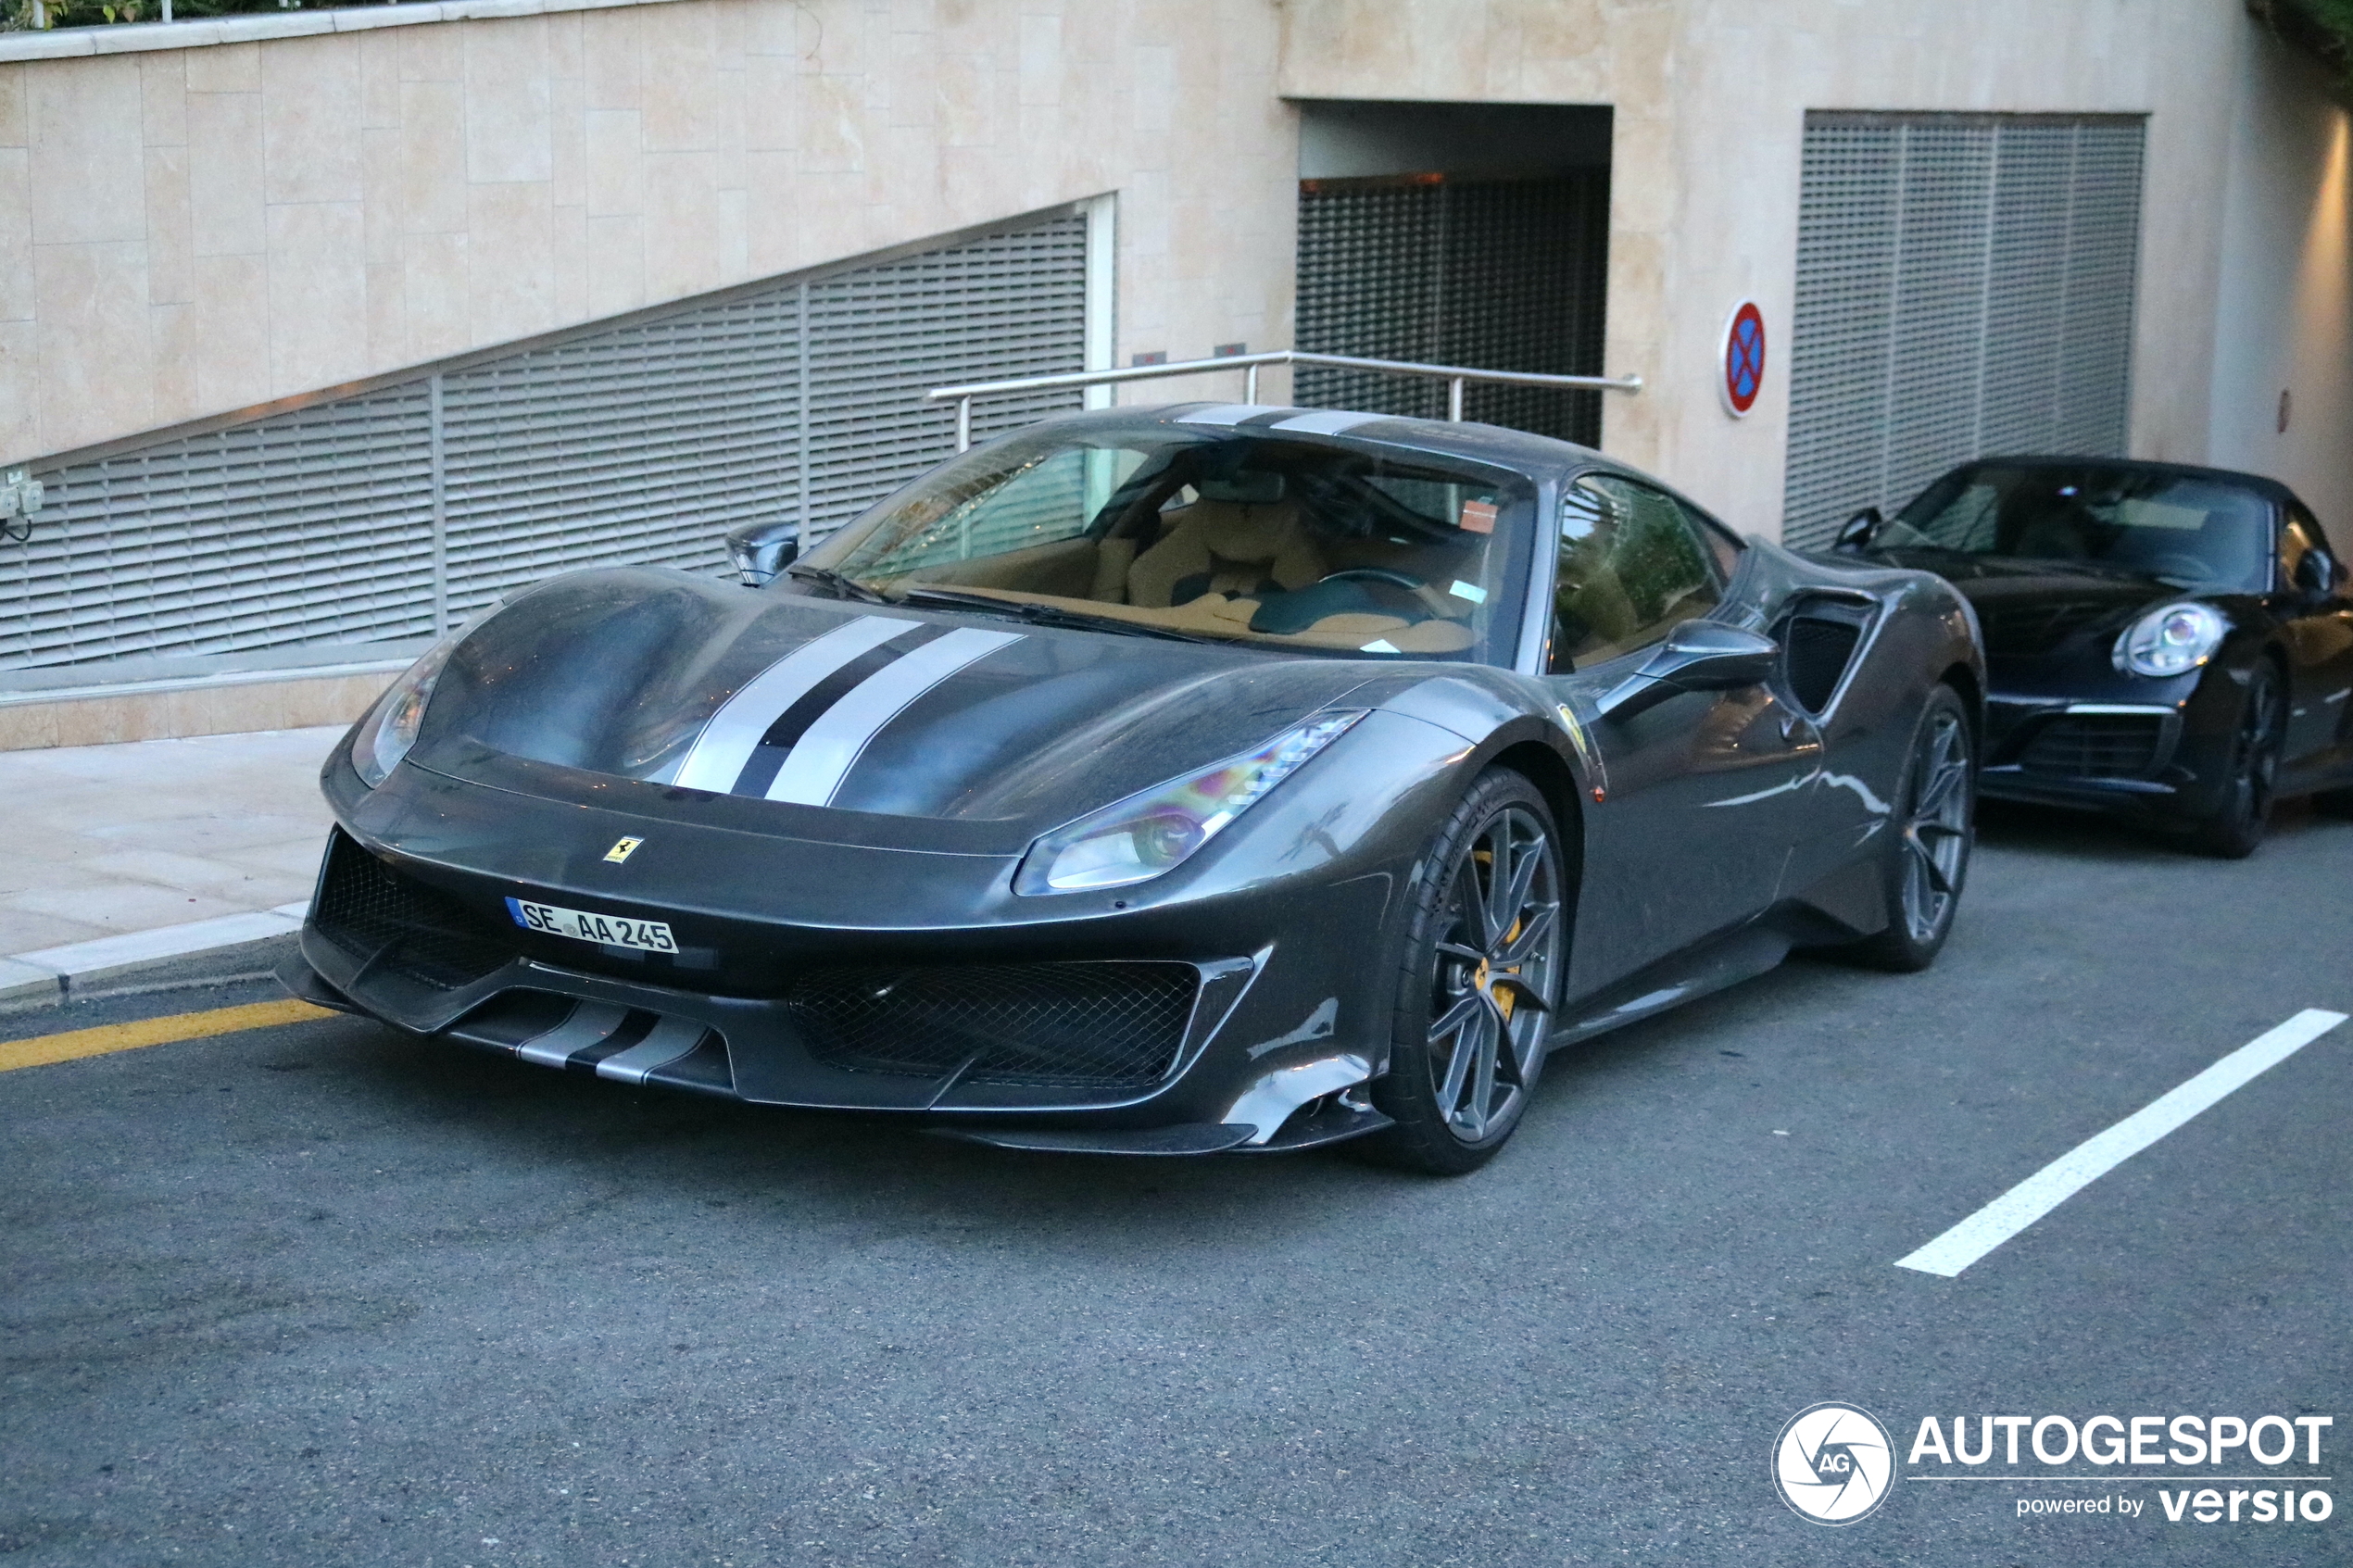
xmin=2113 ymin=601 xmax=2225 ymax=678
xmin=350 ymin=629 xmax=467 ymax=787
xmin=1013 ymin=710 xmax=1367 ymax=895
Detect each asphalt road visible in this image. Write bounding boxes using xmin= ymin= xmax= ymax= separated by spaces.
xmin=4 ymin=801 xmax=2349 ymax=1568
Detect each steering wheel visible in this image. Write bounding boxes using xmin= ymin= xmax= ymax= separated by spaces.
xmin=1316 ymin=569 xmax=1426 ymax=591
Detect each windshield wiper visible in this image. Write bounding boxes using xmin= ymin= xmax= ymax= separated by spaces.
xmin=897 ymin=587 xmax=1219 ymax=643
xmin=784 ymin=563 xmax=891 ymax=604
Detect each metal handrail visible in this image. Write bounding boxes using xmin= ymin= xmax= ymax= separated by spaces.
xmin=926 ymin=349 xmax=1643 ymax=450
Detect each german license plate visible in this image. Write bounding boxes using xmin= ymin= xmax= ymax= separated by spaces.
xmin=505 ymin=897 xmax=677 ymax=953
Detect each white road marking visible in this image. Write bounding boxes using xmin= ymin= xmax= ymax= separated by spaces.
xmin=1894 ymin=1009 xmax=2347 ymax=1277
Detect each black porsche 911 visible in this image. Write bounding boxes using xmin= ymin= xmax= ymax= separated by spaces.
xmin=1833 ymin=457 xmax=2353 ymax=856
xmin=282 ymin=405 xmax=1982 ymax=1173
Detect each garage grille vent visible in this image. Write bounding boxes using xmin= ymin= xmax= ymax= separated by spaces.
xmin=1 ymin=209 xmax=1090 ymax=672
xmin=1295 ymin=173 xmax=1610 ymax=444
xmin=1782 ymin=114 xmax=2145 ymax=550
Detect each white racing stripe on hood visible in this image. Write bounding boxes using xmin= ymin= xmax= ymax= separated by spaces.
xmin=672 ymin=615 xmax=914 ymax=792
xmin=765 ymin=626 xmax=1025 ymax=806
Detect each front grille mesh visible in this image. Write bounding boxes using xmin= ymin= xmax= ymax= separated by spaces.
xmin=2016 ymin=714 xmax=2166 ymax=779
xmin=311 ymin=831 xmax=515 ymax=989
xmin=787 ymin=962 xmax=1199 ymax=1089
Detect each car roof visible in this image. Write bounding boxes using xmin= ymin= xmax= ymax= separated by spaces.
xmin=1005 ymin=404 xmax=1735 ymax=529
xmin=1947 ymin=454 xmax=2302 ymax=509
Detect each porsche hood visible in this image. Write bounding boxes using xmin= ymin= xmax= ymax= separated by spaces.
xmin=401 ymin=568 xmax=1390 ymax=836
xmin=1865 ymin=549 xmax=2187 ymax=665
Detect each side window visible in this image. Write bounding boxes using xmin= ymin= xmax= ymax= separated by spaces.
xmin=1548 ymin=474 xmax=1724 ymax=673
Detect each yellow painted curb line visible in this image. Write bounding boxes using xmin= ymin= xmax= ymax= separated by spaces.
xmin=0 ymin=997 xmax=333 ymax=1073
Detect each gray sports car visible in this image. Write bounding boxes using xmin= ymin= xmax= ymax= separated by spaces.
xmin=282 ymin=405 xmax=1984 ymax=1173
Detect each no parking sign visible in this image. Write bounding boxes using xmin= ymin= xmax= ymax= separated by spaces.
xmin=1720 ymin=299 xmax=1766 ymax=417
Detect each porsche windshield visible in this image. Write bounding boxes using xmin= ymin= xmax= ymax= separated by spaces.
xmin=794 ymin=420 xmax=1537 ymax=660
xmin=1883 ymin=463 xmax=2271 ymax=590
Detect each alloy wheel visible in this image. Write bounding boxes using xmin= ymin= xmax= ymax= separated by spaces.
xmin=2225 ymin=672 xmax=2283 ymax=826
xmin=1424 ymin=805 xmax=1564 ymax=1144
xmin=1898 ymin=708 xmax=1971 ymax=942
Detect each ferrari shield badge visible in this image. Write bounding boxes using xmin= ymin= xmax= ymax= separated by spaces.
xmin=602 ymin=835 xmax=645 ymax=865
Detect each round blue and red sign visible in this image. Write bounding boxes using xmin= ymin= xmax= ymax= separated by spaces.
xmin=1720 ymin=300 xmax=1766 ymax=417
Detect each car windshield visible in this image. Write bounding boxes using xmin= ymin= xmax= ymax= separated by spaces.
xmin=1881 ymin=463 xmax=2271 ymax=589
xmin=790 ymin=417 xmax=1537 ymax=661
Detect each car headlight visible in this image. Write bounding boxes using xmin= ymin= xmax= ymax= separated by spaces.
xmin=1013 ymin=710 xmax=1368 ymax=895
xmin=350 ymin=628 xmax=469 ymax=787
xmin=2113 ymin=601 xmax=2226 ymax=678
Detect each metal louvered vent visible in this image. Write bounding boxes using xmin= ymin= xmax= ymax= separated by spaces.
xmin=1295 ymin=173 xmax=1610 ymax=442
xmin=1783 ymin=114 xmax=2146 ymax=550
xmin=3 ymin=209 xmax=1091 ymax=671
xmin=3 ymin=385 xmax=440 ymax=665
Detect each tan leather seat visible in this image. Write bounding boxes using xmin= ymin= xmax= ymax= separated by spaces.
xmin=1127 ymin=501 xmax=1327 ymax=608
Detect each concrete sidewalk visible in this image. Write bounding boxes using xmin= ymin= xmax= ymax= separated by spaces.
xmin=0 ymin=726 xmax=344 ymax=1005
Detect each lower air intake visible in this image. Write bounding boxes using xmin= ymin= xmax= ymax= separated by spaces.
xmin=2017 ymin=714 xmax=2167 ymax=779
xmin=311 ymin=830 xmax=515 ymax=989
xmin=788 ymin=961 xmax=1200 ymax=1088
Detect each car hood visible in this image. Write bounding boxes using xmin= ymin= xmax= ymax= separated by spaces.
xmin=1863 ymin=549 xmax=2187 ymax=661
xmin=409 ymin=568 xmax=1397 ymax=835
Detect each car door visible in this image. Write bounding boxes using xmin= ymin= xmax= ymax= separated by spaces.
xmin=1541 ymin=473 xmax=1822 ymax=996
xmin=2275 ymin=503 xmax=2353 ymax=783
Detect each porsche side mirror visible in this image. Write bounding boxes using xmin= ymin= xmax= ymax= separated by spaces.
xmin=2292 ymin=548 xmax=2336 ymax=601
xmin=1597 ymin=621 xmax=1781 ymax=722
xmin=725 ymin=520 xmax=800 ymax=586
xmin=1833 ymin=507 xmax=1883 ymax=552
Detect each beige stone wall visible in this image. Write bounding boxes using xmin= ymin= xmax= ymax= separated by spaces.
xmin=1278 ymin=0 xmax=2264 ymax=538
xmin=0 ymin=0 xmax=1296 ymax=470
xmin=4 ymin=0 xmax=2329 ymax=549
xmin=0 ymin=668 xmax=395 ymax=750
xmin=2207 ymin=28 xmax=2353 ymax=555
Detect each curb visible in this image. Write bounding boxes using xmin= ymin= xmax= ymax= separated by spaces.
xmin=1 ymin=903 xmax=310 ymax=1013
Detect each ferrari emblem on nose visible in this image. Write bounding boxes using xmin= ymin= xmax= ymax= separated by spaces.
xmin=602 ymin=836 xmax=645 ymax=865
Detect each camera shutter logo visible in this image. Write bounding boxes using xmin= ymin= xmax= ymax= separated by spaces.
xmin=1773 ymin=1402 xmax=1894 ymax=1524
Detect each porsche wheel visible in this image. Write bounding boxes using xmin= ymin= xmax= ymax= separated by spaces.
xmin=2193 ymin=666 xmax=2283 ymax=859
xmin=1849 ymin=685 xmax=1973 ymax=973
xmin=1362 ymin=770 xmax=1567 ymax=1176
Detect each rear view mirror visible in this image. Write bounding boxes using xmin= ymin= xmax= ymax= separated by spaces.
xmin=1834 ymin=507 xmax=1883 ymax=552
xmin=1598 ymin=621 xmax=1781 ymax=722
xmin=725 ymin=520 xmax=800 ymax=586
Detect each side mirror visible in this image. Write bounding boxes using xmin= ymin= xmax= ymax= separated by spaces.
xmin=2292 ymin=548 xmax=2335 ymax=601
xmin=1597 ymin=621 xmax=1780 ymax=722
xmin=725 ymin=520 xmax=799 ymax=586
xmin=1833 ymin=507 xmax=1883 ymax=552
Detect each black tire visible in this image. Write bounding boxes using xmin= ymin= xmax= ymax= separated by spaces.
xmin=1847 ymin=684 xmax=1974 ymax=973
xmin=1357 ymin=769 xmax=1568 ymax=1176
xmin=2193 ymin=665 xmax=2284 ymax=859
